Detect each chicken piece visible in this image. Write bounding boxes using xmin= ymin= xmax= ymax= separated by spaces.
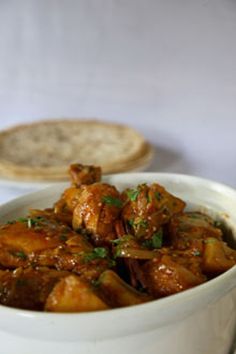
xmin=0 ymin=267 xmax=69 ymax=310
xmin=72 ymin=183 xmax=123 ymax=246
xmin=45 ymin=274 xmax=109 ymax=312
xmin=54 ymin=164 xmax=101 ymax=220
xmin=98 ymin=270 xmax=152 ymax=308
xmin=122 ymin=183 xmax=185 ymax=240
xmin=0 ymin=211 xmax=110 ymax=281
xmin=168 ymin=212 xmax=222 ymax=252
xmin=203 ymin=237 xmax=236 ymax=275
xmin=54 ymin=187 xmax=82 ymax=223
xmin=69 ymin=163 xmax=101 ymax=187
xmin=142 ymin=252 xmax=206 ymax=297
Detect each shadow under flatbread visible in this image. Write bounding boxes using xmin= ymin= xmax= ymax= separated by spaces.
xmin=148 ymin=144 xmax=193 ymax=174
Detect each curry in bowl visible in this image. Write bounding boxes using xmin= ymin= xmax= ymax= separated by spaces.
xmin=0 ymin=164 xmax=235 ymax=312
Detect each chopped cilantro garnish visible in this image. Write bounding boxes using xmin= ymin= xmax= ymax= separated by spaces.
xmin=91 ymin=279 xmax=101 ymax=288
xmin=16 ymin=217 xmax=42 ymax=228
xmin=128 ymin=219 xmax=135 ymax=227
xmin=6 ymin=216 xmax=44 ymax=229
xmin=111 ymin=238 xmax=123 ymax=245
xmin=126 ymin=188 xmax=140 ymax=202
xmin=84 ymin=247 xmax=108 ymax=262
xmin=147 ymin=193 xmax=152 ymax=203
xmin=135 ymin=219 xmax=148 ymax=228
xmin=6 ymin=220 xmax=16 ymax=225
xmin=188 ymin=214 xmax=200 ymax=219
xmin=143 ymin=229 xmax=163 ymax=249
xmin=142 ymin=239 xmax=152 ymax=248
xmin=14 ymin=251 xmax=27 ymax=260
xmin=214 ymin=220 xmax=222 ymax=228
xmin=154 ymin=192 xmax=162 ymax=201
xmin=17 ymin=217 xmax=28 ymax=223
xmin=204 ymin=238 xmax=217 ymax=244
xmin=111 ymin=235 xmax=134 ymax=246
xmin=128 ymin=218 xmax=148 ymax=229
xmin=152 ymin=230 xmax=163 ymax=248
xmin=102 ymin=196 xmax=123 ymax=208
xmin=193 ymin=250 xmax=201 ymax=256
xmin=59 ymin=234 xmax=68 ymax=242
xmin=114 ymin=248 xmax=123 ymax=258
xmin=108 ymin=258 xmax=116 ymax=267
xmin=27 ymin=218 xmax=36 ymax=228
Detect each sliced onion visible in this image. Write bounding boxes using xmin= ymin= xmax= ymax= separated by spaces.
xmin=116 ymin=247 xmax=160 ymax=260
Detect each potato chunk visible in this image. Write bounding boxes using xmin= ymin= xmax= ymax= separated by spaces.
xmin=98 ymin=270 xmax=152 ymax=307
xmin=45 ymin=275 xmax=109 ymax=312
xmin=203 ymin=238 xmax=236 ymax=274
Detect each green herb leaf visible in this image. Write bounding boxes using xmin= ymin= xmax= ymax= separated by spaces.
xmin=142 ymin=239 xmax=152 ymax=248
xmin=16 ymin=217 xmax=41 ymax=228
xmin=14 ymin=251 xmax=27 ymax=260
xmin=188 ymin=214 xmax=200 ymax=219
xmin=27 ymin=218 xmax=37 ymax=228
xmin=114 ymin=248 xmax=123 ymax=258
xmin=128 ymin=219 xmax=134 ymax=227
xmin=108 ymin=258 xmax=116 ymax=267
xmin=91 ymin=279 xmax=101 ymax=288
xmin=143 ymin=229 xmax=163 ymax=249
xmin=17 ymin=217 xmax=28 ymax=223
xmin=111 ymin=235 xmax=134 ymax=246
xmin=154 ymin=192 xmax=162 ymax=201
xmin=204 ymin=238 xmax=217 ymax=244
xmin=193 ymin=250 xmax=201 ymax=256
xmin=6 ymin=220 xmax=16 ymax=225
xmin=102 ymin=196 xmax=123 ymax=208
xmin=111 ymin=238 xmax=123 ymax=245
xmin=214 ymin=220 xmax=223 ymax=228
xmin=59 ymin=234 xmax=68 ymax=242
xmin=152 ymin=230 xmax=163 ymax=248
xmin=147 ymin=193 xmax=152 ymax=203
xmin=134 ymin=219 xmax=148 ymax=228
xmin=126 ymin=189 xmax=140 ymax=202
xmin=84 ymin=247 xmax=108 ymax=262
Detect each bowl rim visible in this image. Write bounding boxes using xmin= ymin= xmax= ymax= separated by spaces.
xmin=0 ymin=172 xmax=236 ymax=340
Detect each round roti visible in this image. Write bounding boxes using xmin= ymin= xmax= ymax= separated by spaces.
xmin=0 ymin=120 xmax=153 ymax=181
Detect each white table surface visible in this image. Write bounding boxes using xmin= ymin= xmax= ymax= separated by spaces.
xmin=0 ymin=0 xmax=236 ymax=205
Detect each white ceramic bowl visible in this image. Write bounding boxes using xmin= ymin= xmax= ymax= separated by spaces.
xmin=0 ymin=173 xmax=236 ymax=354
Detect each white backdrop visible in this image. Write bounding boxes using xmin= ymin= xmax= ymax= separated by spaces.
xmin=0 ymin=0 xmax=236 ymax=203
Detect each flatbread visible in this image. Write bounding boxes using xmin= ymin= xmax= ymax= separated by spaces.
xmin=0 ymin=120 xmax=153 ymax=181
